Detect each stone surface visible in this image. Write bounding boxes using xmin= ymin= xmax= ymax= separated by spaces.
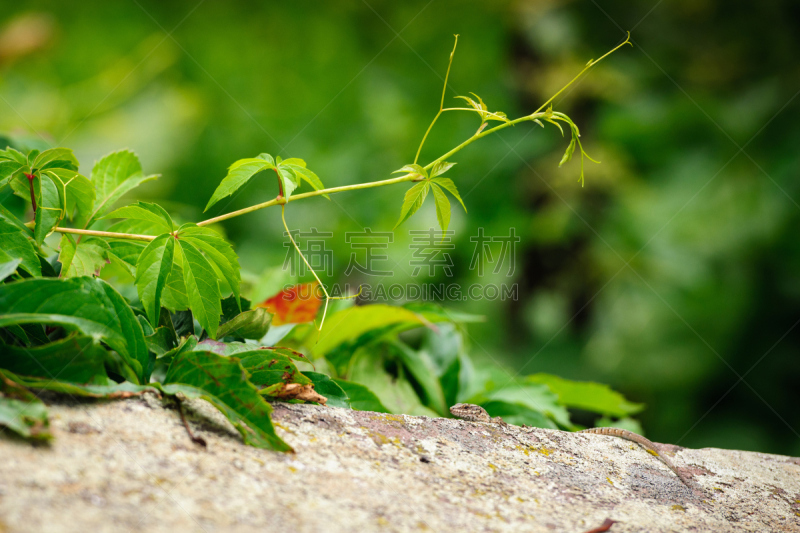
xmin=1 ymin=394 xmax=799 ymax=532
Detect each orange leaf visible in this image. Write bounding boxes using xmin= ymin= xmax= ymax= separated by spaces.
xmin=258 ymin=282 xmax=322 ymax=326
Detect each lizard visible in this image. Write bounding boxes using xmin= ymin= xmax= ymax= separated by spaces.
xmin=449 ymin=403 xmax=696 ymax=492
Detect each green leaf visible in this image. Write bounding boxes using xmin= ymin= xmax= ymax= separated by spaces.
xmin=0 ymin=372 xmax=51 ymax=441
xmin=104 ymin=201 xmax=174 ymax=233
xmin=393 ymin=181 xmax=430 ymax=229
xmin=0 ymin=258 xmax=21 ymax=281
xmin=135 ymin=234 xmax=176 ymax=325
xmin=483 ymin=383 xmax=573 ymax=429
xmin=160 ymin=259 xmax=190 ymax=311
xmin=314 ymin=304 xmax=425 ymax=356
xmin=176 ymin=224 xmax=241 ymax=310
xmin=559 ymin=138 xmax=576 ymax=167
xmin=332 ymin=379 xmax=390 ymax=412
xmin=0 ymin=334 xmax=109 ymax=383
xmin=0 ymin=203 xmax=33 ymax=236
xmin=277 ymin=166 xmax=298 ymax=199
xmin=0 ymin=160 xmax=23 ymax=187
xmin=348 ymin=348 xmax=439 ymax=417
xmin=430 ymin=183 xmax=451 ymax=234
xmin=282 ymin=159 xmax=328 ymax=199
xmin=145 ymin=327 xmax=178 ymax=356
xmin=175 ymin=239 xmax=222 ymax=338
xmin=58 ymin=236 xmax=110 ymax=277
xmin=478 ymin=400 xmax=557 ymax=429
xmin=0 ymin=218 xmax=40 ymax=276
xmin=430 ymin=177 xmax=467 ymax=213
xmin=204 ymin=158 xmax=275 ymax=211
xmin=32 ymin=148 xmax=78 ymax=171
xmin=2 ymin=368 xmax=155 ymax=397
xmin=163 ymin=350 xmax=291 ymax=451
xmin=0 ymin=277 xmax=149 ymax=384
xmin=430 ymin=161 xmax=456 ymax=178
xmin=45 ymin=169 xmax=94 ymax=225
xmin=0 ymin=147 xmax=27 ymax=164
xmin=239 ymin=351 xmax=311 ymax=388
xmin=87 ymin=150 xmax=159 ymax=227
xmin=526 ymin=373 xmax=644 ymax=418
xmin=390 ymin=341 xmax=447 ymax=415
xmin=217 ymin=307 xmax=272 ymax=339
xmin=392 ymin=164 xmax=428 ymax=178
xmin=34 ymin=173 xmax=61 ymax=245
xmin=301 ymin=372 xmax=349 ymax=408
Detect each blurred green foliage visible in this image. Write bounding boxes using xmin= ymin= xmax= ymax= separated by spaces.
xmin=1 ymin=0 xmax=798 ymax=455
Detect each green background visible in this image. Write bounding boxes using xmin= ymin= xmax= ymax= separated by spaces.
xmin=1 ymin=0 xmax=798 ymax=455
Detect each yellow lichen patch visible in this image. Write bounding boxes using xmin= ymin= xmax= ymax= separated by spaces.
xmin=252 ymin=458 xmax=265 ymax=466
xmin=646 ymin=449 xmax=660 ymax=457
xmin=273 ymin=422 xmax=295 ymax=434
xmin=516 ymin=497 xmax=525 ymax=503
xmin=606 ymin=477 xmax=614 ymax=486
xmin=376 ymin=517 xmax=389 ymax=526
xmin=473 ymin=489 xmax=487 ymax=497
xmin=535 ymin=447 xmax=554 ymax=456
xmin=671 ymin=505 xmax=686 ymax=512
xmin=287 ymin=466 xmax=298 ymax=473
xmin=371 ymin=414 xmax=406 ymax=423
xmin=488 ymin=463 xmax=498 ymax=471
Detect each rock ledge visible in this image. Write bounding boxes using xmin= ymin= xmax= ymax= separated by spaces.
xmin=1 ymin=395 xmax=799 ymax=532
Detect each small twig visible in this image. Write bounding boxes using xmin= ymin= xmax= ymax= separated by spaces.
xmin=176 ymin=397 xmax=207 ymax=447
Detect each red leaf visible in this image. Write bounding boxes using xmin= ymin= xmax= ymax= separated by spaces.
xmin=258 ymin=282 xmax=322 ymax=326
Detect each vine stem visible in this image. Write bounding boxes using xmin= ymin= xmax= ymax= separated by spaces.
xmin=279 ymin=203 xmax=359 ymax=334
xmin=38 ymin=33 xmax=631 ymax=243
xmin=413 ymin=34 xmax=458 ymax=165
xmin=25 ymin=222 xmax=155 ymax=242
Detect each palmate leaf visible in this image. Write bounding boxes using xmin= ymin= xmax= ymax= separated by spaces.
xmin=2 ymin=368 xmax=156 ymax=398
xmin=0 ymin=371 xmax=51 ymax=441
xmin=526 ymin=373 xmax=644 ymax=418
xmin=430 ymin=177 xmax=467 ymax=213
xmin=0 ymin=146 xmax=27 ymax=164
xmin=430 ymin=183 xmax=451 ymax=234
xmin=103 ymin=201 xmax=174 ymax=233
xmin=0 ymin=277 xmax=149 ymax=384
xmin=33 ymin=173 xmax=61 ymax=245
xmin=0 ymin=333 xmax=109 ymax=383
xmin=430 ymin=160 xmax=456 ymax=178
xmin=394 ymin=181 xmax=430 ymax=229
xmin=0 ymin=159 xmax=23 ymax=188
xmin=281 ymin=158 xmax=328 ymax=199
xmin=86 ymin=150 xmax=159 ymax=228
xmin=135 ymin=234 xmax=175 ymax=326
xmin=175 ymin=239 xmax=222 ymax=339
xmin=392 ymin=164 xmax=428 ymax=179
xmin=237 ymin=351 xmax=311 ymax=388
xmin=160 ymin=260 xmax=190 ymax=311
xmin=0 ymin=218 xmax=40 ymax=276
xmin=32 ymin=147 xmax=79 ymax=171
xmin=57 ymin=235 xmax=110 ymax=277
xmin=332 ymin=379 xmax=390 ymax=412
xmin=177 ymin=223 xmax=241 ymax=310
xmin=455 ymin=93 xmax=509 ymax=125
xmin=162 ymin=350 xmax=291 ymax=451
xmin=216 ymin=307 xmax=271 ymax=339
xmin=204 ymin=157 xmax=275 ymax=211
xmin=0 ymin=258 xmax=21 ymax=281
xmin=45 ymin=169 xmax=94 ymax=224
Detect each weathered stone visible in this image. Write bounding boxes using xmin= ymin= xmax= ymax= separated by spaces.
xmin=1 ymin=394 xmax=798 ymax=532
